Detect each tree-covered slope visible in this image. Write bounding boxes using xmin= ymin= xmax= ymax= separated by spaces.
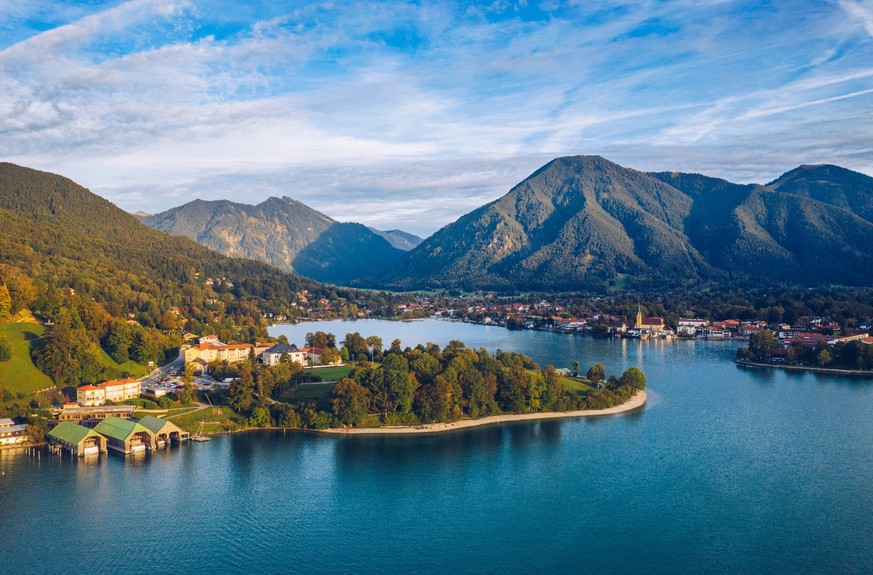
xmin=370 ymin=156 xmax=873 ymax=291
xmin=140 ymin=196 xmax=405 ymax=284
xmin=374 ymin=156 xmax=710 ymax=291
xmin=0 ymin=162 xmax=345 ymax=323
xmin=766 ymin=164 xmax=873 ymax=223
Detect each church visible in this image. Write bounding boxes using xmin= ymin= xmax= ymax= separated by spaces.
xmin=635 ymin=305 xmax=665 ymax=333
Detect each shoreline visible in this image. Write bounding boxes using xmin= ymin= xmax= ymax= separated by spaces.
xmin=734 ymin=359 xmax=873 ymax=377
xmin=317 ymin=390 xmax=647 ymax=435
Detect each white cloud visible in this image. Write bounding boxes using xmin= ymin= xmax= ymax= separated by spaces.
xmin=1 ymin=0 xmax=872 ymax=236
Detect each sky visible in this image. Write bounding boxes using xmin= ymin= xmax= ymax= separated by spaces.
xmin=2 ymin=0 xmax=873 ymax=237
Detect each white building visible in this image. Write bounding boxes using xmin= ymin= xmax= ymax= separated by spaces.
xmin=0 ymin=418 xmax=27 ymax=446
xmin=261 ymin=343 xmax=305 ymax=366
xmin=76 ymin=378 xmax=141 ymax=406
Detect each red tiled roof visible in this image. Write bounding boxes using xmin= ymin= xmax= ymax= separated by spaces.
xmin=99 ymin=378 xmax=139 ymax=388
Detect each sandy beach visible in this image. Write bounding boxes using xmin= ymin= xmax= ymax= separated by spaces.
xmin=320 ymin=390 xmax=647 ymax=435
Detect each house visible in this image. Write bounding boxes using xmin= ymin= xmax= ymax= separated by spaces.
xmin=76 ymin=378 xmax=141 ymax=406
xmin=58 ymin=405 xmax=137 ymax=425
xmin=138 ymin=416 xmax=190 ymax=446
xmin=300 ymin=346 xmax=325 ymax=365
xmin=678 ymin=318 xmax=708 ymax=335
xmin=93 ymin=417 xmax=156 ymax=454
xmin=47 ymin=421 xmax=107 ymax=456
xmin=76 ymin=385 xmax=104 ymax=406
xmin=99 ymin=378 xmax=141 ymax=403
xmin=184 ymin=341 xmax=254 ymax=365
xmin=0 ymin=418 xmax=27 ymax=446
xmin=261 ymin=343 xmax=305 ymax=366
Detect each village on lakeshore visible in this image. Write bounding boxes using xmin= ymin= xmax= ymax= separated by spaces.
xmin=3 ymin=292 xmax=871 ymax=456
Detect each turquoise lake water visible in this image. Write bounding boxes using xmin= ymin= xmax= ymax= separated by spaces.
xmin=2 ymin=319 xmax=872 ymax=574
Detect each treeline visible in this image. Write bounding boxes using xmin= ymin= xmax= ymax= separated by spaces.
xmin=443 ymin=286 xmax=873 ymax=331
xmin=738 ymin=330 xmax=873 ymax=371
xmin=219 ymin=337 xmax=646 ymax=430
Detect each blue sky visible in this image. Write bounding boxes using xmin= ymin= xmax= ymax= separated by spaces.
xmin=2 ymin=0 xmax=873 ymax=236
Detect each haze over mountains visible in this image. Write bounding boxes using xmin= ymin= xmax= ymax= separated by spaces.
xmin=369 ymin=156 xmax=873 ymax=291
xmin=139 ymin=198 xmax=422 ymax=285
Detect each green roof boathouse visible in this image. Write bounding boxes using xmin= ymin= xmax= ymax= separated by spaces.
xmin=47 ymin=421 xmax=107 ymax=457
xmin=93 ymin=417 xmax=156 ymax=454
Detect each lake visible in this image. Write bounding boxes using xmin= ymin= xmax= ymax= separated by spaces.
xmin=2 ymin=318 xmax=872 ymax=574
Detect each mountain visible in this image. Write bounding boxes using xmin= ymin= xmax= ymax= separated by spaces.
xmin=369 ymin=228 xmax=424 ymax=251
xmin=140 ymin=197 xmax=405 ymax=285
xmin=0 ymin=162 xmax=345 ymax=323
xmin=766 ymin=164 xmax=873 ymax=223
xmin=369 ymin=156 xmax=873 ymax=291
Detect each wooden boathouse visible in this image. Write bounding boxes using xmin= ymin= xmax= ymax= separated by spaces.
xmin=93 ymin=417 xmax=156 ymax=454
xmin=47 ymin=421 xmax=107 ymax=456
xmin=138 ymin=416 xmax=190 ymax=446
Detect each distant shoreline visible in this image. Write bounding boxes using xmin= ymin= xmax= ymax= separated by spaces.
xmin=316 ymin=390 xmax=647 ymax=435
xmin=734 ymin=359 xmax=873 ymax=377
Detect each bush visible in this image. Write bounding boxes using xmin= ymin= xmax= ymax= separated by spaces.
xmin=0 ymin=333 xmax=11 ymax=362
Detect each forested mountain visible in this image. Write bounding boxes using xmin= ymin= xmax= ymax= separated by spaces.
xmin=766 ymin=164 xmax=873 ymax=223
xmin=0 ymin=163 xmax=398 ymax=332
xmin=140 ymin=197 xmax=405 ymax=284
xmin=368 ymin=156 xmax=873 ymax=291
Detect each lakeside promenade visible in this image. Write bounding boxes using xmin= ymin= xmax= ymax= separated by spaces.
xmin=320 ymin=390 xmax=647 ymax=435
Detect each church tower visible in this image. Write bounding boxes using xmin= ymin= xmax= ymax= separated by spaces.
xmin=636 ymin=303 xmax=643 ymax=329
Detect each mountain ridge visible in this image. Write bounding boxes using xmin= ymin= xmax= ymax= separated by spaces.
xmin=366 ymin=156 xmax=873 ymax=291
xmin=140 ymin=196 xmax=409 ymax=285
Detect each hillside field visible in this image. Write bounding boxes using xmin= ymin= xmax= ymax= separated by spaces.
xmin=0 ymin=321 xmax=53 ymax=393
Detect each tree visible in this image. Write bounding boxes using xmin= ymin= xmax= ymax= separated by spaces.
xmin=366 ymin=335 xmax=383 ymax=361
xmin=586 ymin=363 xmax=605 ymax=382
xmin=499 ymin=366 xmax=529 ymax=412
xmin=571 ymin=361 xmax=580 ymax=376
xmin=817 ymin=348 xmax=833 ymax=367
xmin=619 ymin=367 xmax=647 ymax=390
xmin=306 ymin=331 xmax=336 ymax=349
xmin=749 ymin=330 xmax=780 ymax=359
xmin=182 ymin=362 xmax=196 ymax=383
xmin=0 ymin=333 xmax=11 ymax=362
xmin=389 ymin=338 xmax=403 ymax=355
xmin=104 ymin=319 xmax=133 ymax=364
xmin=177 ymin=382 xmax=197 ymax=405
xmin=229 ymin=366 xmax=254 ymax=412
xmin=321 ymin=347 xmax=341 ymax=365
xmin=343 ymin=332 xmax=368 ymax=360
xmin=332 ymin=377 xmax=371 ymax=425
xmin=277 ymin=334 xmax=289 ymax=344
xmin=249 ymin=406 xmax=271 ymax=428
xmin=0 ymin=284 xmax=11 ymax=319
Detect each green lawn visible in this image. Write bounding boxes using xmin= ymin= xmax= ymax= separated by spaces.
xmin=95 ymin=347 xmax=149 ymax=378
xmin=561 ymin=376 xmax=594 ymax=395
xmin=0 ymin=322 xmax=53 ymax=393
xmin=303 ymin=365 xmax=353 ymax=381
xmin=171 ymin=406 xmax=243 ymax=432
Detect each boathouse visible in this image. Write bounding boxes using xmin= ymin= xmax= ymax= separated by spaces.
xmin=47 ymin=421 xmax=107 ymax=456
xmin=93 ymin=417 xmax=155 ymax=454
xmin=138 ymin=415 xmax=190 ymax=446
